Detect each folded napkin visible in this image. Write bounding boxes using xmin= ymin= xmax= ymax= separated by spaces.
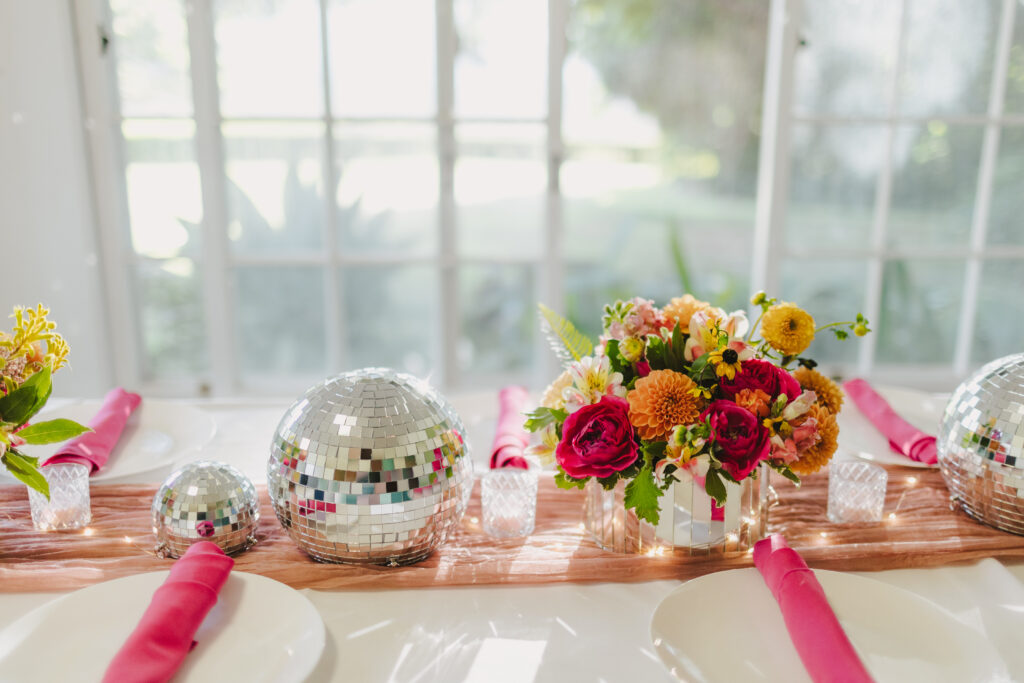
xmin=490 ymin=385 xmax=530 ymax=470
xmin=42 ymin=387 xmax=142 ymax=473
xmin=843 ymin=379 xmax=937 ymax=465
xmin=103 ymin=542 xmax=234 ymax=683
xmin=754 ymin=535 xmax=874 ymax=683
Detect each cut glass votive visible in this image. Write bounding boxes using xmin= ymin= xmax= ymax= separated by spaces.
xmin=28 ymin=463 xmax=92 ymax=531
xmin=482 ymin=469 xmax=538 ymax=538
xmin=828 ymin=461 xmax=887 ymax=524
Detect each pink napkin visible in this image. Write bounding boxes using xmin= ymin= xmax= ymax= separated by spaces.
xmin=42 ymin=387 xmax=142 ymax=473
xmin=490 ymin=385 xmax=530 ymax=470
xmin=843 ymin=379 xmax=937 ymax=465
xmin=103 ymin=542 xmax=234 ymax=683
xmin=754 ymin=535 xmax=874 ymax=683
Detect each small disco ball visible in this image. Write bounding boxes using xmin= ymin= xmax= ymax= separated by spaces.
xmin=152 ymin=460 xmax=260 ymax=558
xmin=267 ymin=368 xmax=473 ymax=566
xmin=939 ymin=353 xmax=1024 ymax=535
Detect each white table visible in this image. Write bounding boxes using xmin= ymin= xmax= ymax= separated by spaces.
xmin=3 ymin=394 xmax=1023 ymax=682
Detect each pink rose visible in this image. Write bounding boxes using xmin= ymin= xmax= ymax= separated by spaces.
xmin=719 ymin=359 xmax=801 ymax=404
xmin=556 ymin=396 xmax=639 ymax=479
xmin=702 ymin=399 xmax=770 ymax=480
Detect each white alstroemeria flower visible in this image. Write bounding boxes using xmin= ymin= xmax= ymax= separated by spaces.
xmin=562 ymin=355 xmax=626 ymax=413
xmin=781 ymin=389 xmax=818 ymax=421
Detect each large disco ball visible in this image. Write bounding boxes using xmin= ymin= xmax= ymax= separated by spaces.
xmin=153 ymin=460 xmax=260 ymax=558
xmin=939 ymin=353 xmax=1024 ymax=535
xmin=268 ymin=368 xmax=473 ymax=565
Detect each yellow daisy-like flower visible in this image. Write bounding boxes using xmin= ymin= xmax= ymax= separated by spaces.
xmin=627 ymin=369 xmax=704 ymax=441
xmin=663 ymin=294 xmax=711 ymax=331
xmin=760 ymin=303 xmax=815 ymax=356
xmin=790 ymin=404 xmax=838 ymax=476
xmin=540 ymin=370 xmax=572 ymax=410
xmin=708 ymin=347 xmax=743 ymax=380
xmin=792 ymin=367 xmax=844 ymax=414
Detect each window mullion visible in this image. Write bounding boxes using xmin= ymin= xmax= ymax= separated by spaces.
xmin=954 ymin=0 xmax=1017 ymax=375
xmin=858 ymin=0 xmax=908 ymax=377
xmin=319 ymin=0 xmax=344 ymax=374
xmin=437 ymin=0 xmax=459 ymax=391
xmin=186 ymin=0 xmax=235 ymax=395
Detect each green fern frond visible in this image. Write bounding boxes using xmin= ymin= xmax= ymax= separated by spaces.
xmin=538 ymin=303 xmax=594 ymax=365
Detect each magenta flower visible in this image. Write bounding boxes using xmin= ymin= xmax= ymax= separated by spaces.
xmin=556 ymin=396 xmax=639 ymax=479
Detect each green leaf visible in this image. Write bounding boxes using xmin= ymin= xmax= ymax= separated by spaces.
xmin=1 ymin=450 xmax=49 ymax=499
xmin=554 ymin=467 xmax=588 ymax=490
xmin=624 ymin=464 xmax=663 ymax=526
xmin=704 ymin=467 xmax=727 ymax=506
xmin=641 ymin=440 xmax=667 ymax=467
xmin=671 ymin=321 xmax=685 ymax=362
xmin=773 ymin=465 xmax=801 ymax=485
xmin=0 ymin=385 xmax=40 ymax=426
xmin=646 ymin=337 xmax=667 ymax=370
xmin=538 ymin=303 xmax=594 ymax=365
xmin=17 ymin=419 xmax=91 ymax=445
xmin=523 ymin=407 xmax=566 ymax=432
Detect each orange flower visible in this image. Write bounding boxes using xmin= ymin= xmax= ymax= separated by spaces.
xmin=663 ymin=294 xmax=711 ymax=331
xmin=734 ymin=388 xmax=771 ymax=419
xmin=790 ymin=404 xmax=838 ymax=476
xmin=792 ymin=367 xmax=844 ymax=414
xmin=627 ymin=370 xmax=703 ymax=441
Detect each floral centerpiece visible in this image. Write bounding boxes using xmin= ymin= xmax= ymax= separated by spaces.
xmin=524 ymin=293 xmax=868 ymax=528
xmin=0 ymin=305 xmax=89 ymax=498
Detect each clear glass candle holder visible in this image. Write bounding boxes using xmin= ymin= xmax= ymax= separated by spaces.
xmin=828 ymin=461 xmax=887 ymax=524
xmin=28 ymin=463 xmax=92 ymax=531
xmin=482 ymin=468 xmax=538 ymax=539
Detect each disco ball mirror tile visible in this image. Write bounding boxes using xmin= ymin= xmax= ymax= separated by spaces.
xmin=939 ymin=353 xmax=1024 ymax=535
xmin=153 ymin=461 xmax=260 ymax=558
xmin=268 ymin=368 xmax=472 ymax=565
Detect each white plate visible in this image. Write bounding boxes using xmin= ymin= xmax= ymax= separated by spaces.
xmin=837 ymin=385 xmax=949 ymax=469
xmin=2 ymin=400 xmax=216 ymax=482
xmin=0 ymin=570 xmax=325 ymax=682
xmin=650 ymin=568 xmax=1009 ymax=683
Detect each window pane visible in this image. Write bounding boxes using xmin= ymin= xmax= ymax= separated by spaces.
xmin=897 ymin=0 xmax=999 ymax=116
xmin=223 ymin=121 xmax=326 ymax=254
xmin=122 ymin=120 xmax=202 ymax=259
xmin=1003 ymin=2 xmax=1024 ymax=113
xmin=454 ymin=0 xmax=547 ymax=119
xmin=456 ymin=123 xmax=546 ymax=259
xmin=988 ymin=127 xmax=1024 ymax=246
xmin=887 ymin=124 xmax=983 ymax=249
xmin=137 ymin=259 xmax=207 ymax=378
xmin=876 ymin=259 xmax=965 ymax=364
xmin=973 ymin=260 xmax=1024 ymax=363
xmin=787 ymin=125 xmax=884 ymax=250
xmin=110 ymin=0 xmax=192 ymax=117
xmin=327 ymin=0 xmax=435 ymax=118
xmin=335 ymin=123 xmax=438 ymax=256
xmin=341 ymin=266 xmax=439 ymax=376
xmin=780 ymin=258 xmax=868 ymax=367
xmin=459 ymin=265 xmax=535 ymax=380
xmin=793 ymin=0 xmax=899 ymax=117
xmin=214 ymin=0 xmax=323 ymax=117
xmin=235 ymin=266 xmax=326 ymax=375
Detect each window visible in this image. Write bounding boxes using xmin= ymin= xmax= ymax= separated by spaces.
xmin=74 ymin=0 xmax=1022 ymax=397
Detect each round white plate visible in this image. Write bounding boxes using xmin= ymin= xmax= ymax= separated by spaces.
xmin=837 ymin=385 xmax=949 ymax=469
xmin=0 ymin=570 xmax=325 ymax=682
xmin=2 ymin=400 xmax=216 ymax=482
xmin=650 ymin=568 xmax=1009 ymax=683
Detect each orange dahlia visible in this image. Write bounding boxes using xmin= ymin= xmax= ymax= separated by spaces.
xmin=792 ymin=367 xmax=844 ymax=414
xmin=627 ymin=369 xmax=703 ymax=441
xmin=790 ymin=404 xmax=838 ymax=476
xmin=663 ymin=294 xmax=711 ymax=331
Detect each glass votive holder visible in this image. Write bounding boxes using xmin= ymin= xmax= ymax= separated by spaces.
xmin=482 ymin=468 xmax=538 ymax=539
xmin=28 ymin=463 xmax=92 ymax=531
xmin=827 ymin=461 xmax=887 ymax=524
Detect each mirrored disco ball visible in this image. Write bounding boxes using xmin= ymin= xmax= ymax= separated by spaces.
xmin=268 ymin=368 xmax=473 ymax=566
xmin=939 ymin=353 xmax=1024 ymax=535
xmin=153 ymin=461 xmax=260 ymax=558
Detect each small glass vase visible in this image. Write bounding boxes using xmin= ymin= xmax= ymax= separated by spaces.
xmin=27 ymin=463 xmax=92 ymax=531
xmin=584 ymin=461 xmax=769 ymax=555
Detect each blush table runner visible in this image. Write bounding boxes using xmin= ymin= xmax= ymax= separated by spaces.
xmin=3 ymin=467 xmax=1024 ymax=592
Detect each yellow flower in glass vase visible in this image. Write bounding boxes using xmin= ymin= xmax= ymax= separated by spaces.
xmin=627 ymin=369 xmax=703 ymax=441
xmin=760 ymin=303 xmax=815 ymax=356
xmin=663 ymin=294 xmax=710 ymax=331
xmin=790 ymin=404 xmax=838 ymax=476
xmin=792 ymin=366 xmax=844 ymax=414
xmin=707 ymin=347 xmax=743 ymax=380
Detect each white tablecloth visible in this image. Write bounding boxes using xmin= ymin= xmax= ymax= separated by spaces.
xmin=3 ymin=395 xmax=1022 ymax=682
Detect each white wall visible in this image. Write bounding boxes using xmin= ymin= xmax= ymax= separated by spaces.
xmin=0 ymin=0 xmax=111 ymax=397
